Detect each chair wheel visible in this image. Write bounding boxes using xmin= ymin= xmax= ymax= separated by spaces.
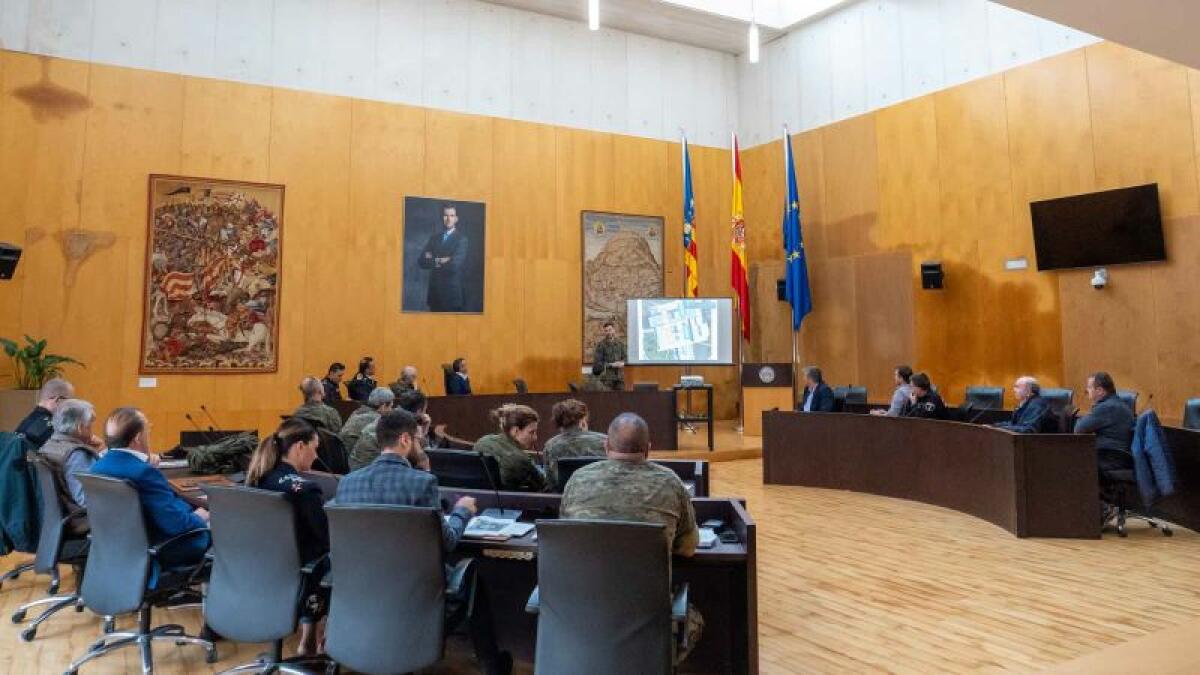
xmin=206 ymin=647 xmax=219 ymax=664
xmin=64 ymin=670 xmax=78 ymax=675
xmin=20 ymin=626 xmax=36 ymax=642
xmin=103 ymin=618 xmax=115 ymax=633
xmin=1164 ymin=528 xmax=1174 ymax=537
xmin=11 ymin=609 xmax=26 ymax=623
xmin=1149 ymin=521 xmax=1158 ymax=528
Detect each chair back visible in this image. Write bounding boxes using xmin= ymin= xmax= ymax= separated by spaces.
xmin=325 ymin=505 xmax=446 ymax=674
xmin=633 ymin=382 xmax=659 ymax=392
xmin=300 ymin=471 xmax=340 ymax=503
xmin=442 ymin=364 xmax=454 ymax=395
xmin=1184 ymin=398 xmax=1200 ymax=430
xmin=556 ymin=456 xmax=604 ymax=491
xmin=841 ymin=386 xmax=867 ymax=406
xmin=427 ymin=449 xmax=502 ymax=490
xmin=29 ymin=455 xmax=73 ymax=573
xmin=75 ymin=474 xmax=151 ymax=617
xmin=534 ymin=519 xmax=672 ymax=675
xmin=1040 ymin=388 xmax=1074 ymax=413
xmin=315 ymin=428 xmax=350 ymax=475
xmin=964 ymin=386 xmax=1004 ymax=410
xmin=513 ymin=378 xmax=529 ymax=394
xmin=1117 ymin=390 xmax=1139 ymax=414
xmin=203 ymin=485 xmax=301 ymax=643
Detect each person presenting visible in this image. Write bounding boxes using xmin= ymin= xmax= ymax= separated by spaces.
xmin=993 ymin=376 xmax=1052 ymax=433
xmin=796 ymin=366 xmax=835 ymax=412
xmin=899 ymin=373 xmax=947 ymax=420
xmin=591 ymin=321 xmax=627 ymax=391
xmin=418 ymin=204 xmax=468 ymax=312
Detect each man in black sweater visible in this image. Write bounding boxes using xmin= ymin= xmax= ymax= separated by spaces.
xmin=900 ymin=372 xmax=946 ymax=420
xmin=1074 ymin=371 xmax=1134 ymax=473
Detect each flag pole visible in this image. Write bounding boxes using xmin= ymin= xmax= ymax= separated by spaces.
xmin=783 ymin=125 xmax=799 ymax=408
xmin=733 ymin=130 xmax=746 ymax=433
xmin=680 ymin=131 xmax=695 ymax=433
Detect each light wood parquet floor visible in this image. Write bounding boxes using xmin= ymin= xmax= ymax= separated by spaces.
xmin=3 ymin=457 xmax=1199 ymax=674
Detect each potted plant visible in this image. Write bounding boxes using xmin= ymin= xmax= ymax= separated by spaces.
xmin=0 ymin=336 xmax=85 ymax=430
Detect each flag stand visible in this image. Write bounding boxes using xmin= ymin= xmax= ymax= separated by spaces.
xmin=735 ymin=329 xmax=745 ymax=433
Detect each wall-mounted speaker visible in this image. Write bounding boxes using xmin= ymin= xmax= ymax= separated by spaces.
xmin=920 ymin=261 xmax=943 ymax=290
xmin=776 ymin=279 xmax=787 ymax=301
xmin=0 ymin=243 xmax=22 ymax=280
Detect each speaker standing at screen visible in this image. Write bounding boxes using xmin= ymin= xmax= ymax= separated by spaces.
xmin=418 ymin=203 xmax=467 ymax=312
xmin=591 ymin=321 xmax=626 ymax=391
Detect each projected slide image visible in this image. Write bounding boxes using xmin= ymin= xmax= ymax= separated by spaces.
xmin=636 ymin=299 xmax=719 ymax=363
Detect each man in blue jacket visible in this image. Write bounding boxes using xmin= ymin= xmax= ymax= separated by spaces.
xmin=1074 ymin=371 xmax=1135 ymax=473
xmin=994 ymin=376 xmax=1051 ymax=433
xmin=91 ymin=407 xmax=210 ymax=567
xmin=797 ymin=366 xmax=835 ymax=412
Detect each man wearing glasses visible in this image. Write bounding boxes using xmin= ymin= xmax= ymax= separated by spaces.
xmin=15 ymin=378 xmax=75 ymax=450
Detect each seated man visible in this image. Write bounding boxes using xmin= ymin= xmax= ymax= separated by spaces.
xmin=389 ymin=365 xmax=420 ymax=396
xmin=339 ymin=386 xmax=394 ymax=452
xmin=321 ymin=362 xmax=346 ymax=403
xmin=542 ymin=399 xmax=606 ymax=491
xmin=447 ymin=357 xmax=473 ymax=396
xmin=37 ymin=399 xmax=104 ymax=532
xmin=91 ymin=407 xmax=210 ymax=567
xmin=560 ymin=412 xmax=702 ymax=663
xmin=994 ymin=376 xmax=1051 ymax=433
xmin=1075 ymin=371 xmax=1135 ymax=474
xmin=899 ymin=372 xmax=946 ymax=420
xmin=335 ymin=410 xmax=510 ymax=675
xmin=796 ymin=366 xmax=835 ymax=412
xmin=870 ymin=365 xmax=912 ymax=417
xmin=292 ymin=376 xmax=343 ymax=433
xmin=15 ymin=378 xmax=75 ymax=450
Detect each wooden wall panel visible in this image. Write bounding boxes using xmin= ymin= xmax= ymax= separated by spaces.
xmin=854 ymin=251 xmax=914 ymax=397
xmin=820 ymin=115 xmax=879 ymax=259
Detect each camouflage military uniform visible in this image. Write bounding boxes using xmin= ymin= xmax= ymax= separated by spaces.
xmin=349 ymin=419 xmax=382 ymax=470
xmin=388 ymin=378 xmax=416 ymax=397
xmin=472 ymin=433 xmax=545 ymax=492
xmin=339 ymin=405 xmax=379 ymax=451
xmin=560 ymin=458 xmax=704 ymax=662
xmin=542 ymin=428 xmax=606 ymax=491
xmin=591 ymin=337 xmax=627 ymax=390
xmin=292 ymin=401 xmax=343 ymax=434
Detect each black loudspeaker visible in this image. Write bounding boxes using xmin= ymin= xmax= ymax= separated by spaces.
xmin=920 ymin=261 xmax=943 ymax=290
xmin=0 ymin=244 xmax=21 ymax=280
xmin=776 ymin=279 xmax=787 ymax=301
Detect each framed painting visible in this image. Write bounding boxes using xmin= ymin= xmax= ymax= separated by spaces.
xmin=401 ymin=197 xmax=486 ymax=314
xmin=140 ymin=175 xmax=284 ymax=374
xmin=581 ymin=211 xmax=664 ymax=363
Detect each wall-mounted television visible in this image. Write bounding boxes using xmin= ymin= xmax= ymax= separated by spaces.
xmin=1031 ymin=184 xmax=1165 ymax=271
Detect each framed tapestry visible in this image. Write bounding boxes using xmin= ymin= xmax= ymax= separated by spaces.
xmin=581 ymin=211 xmax=664 ymax=363
xmin=140 ymin=175 xmax=284 ymax=374
xmin=401 ymin=197 xmax=486 ymax=314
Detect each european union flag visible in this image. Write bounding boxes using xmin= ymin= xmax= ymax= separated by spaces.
xmin=782 ymin=134 xmax=812 ymax=331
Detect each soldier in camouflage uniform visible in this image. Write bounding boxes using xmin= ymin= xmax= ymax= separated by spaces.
xmin=542 ymin=398 xmax=606 ymax=491
xmin=560 ymin=412 xmax=703 ymax=663
xmin=473 ymin=404 xmax=545 ymax=491
xmin=339 ymin=387 xmax=394 ymax=450
xmin=291 ymin=376 xmax=343 ymax=433
xmin=388 ymin=365 xmax=419 ymax=397
xmin=590 ymin=321 xmax=627 ymax=391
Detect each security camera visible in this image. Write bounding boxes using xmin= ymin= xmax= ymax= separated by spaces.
xmin=1090 ymin=267 xmax=1108 ymax=290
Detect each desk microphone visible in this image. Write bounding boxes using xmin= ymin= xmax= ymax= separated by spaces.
xmin=184 ymin=413 xmax=217 ymax=445
xmin=199 ymin=405 xmax=224 ymax=433
xmin=478 ymin=452 xmax=520 ymax=520
xmin=967 ymin=408 xmax=991 ymax=425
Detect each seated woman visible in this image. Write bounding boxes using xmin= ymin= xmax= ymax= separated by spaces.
xmin=245 ymin=418 xmax=329 ymax=655
xmin=472 ymin=404 xmax=546 ymax=492
xmin=542 ymin=399 xmax=606 ymax=491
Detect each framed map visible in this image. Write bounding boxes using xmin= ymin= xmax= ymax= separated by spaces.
xmin=140 ymin=175 xmax=283 ymax=373
xmin=582 ymin=211 xmax=664 ymax=363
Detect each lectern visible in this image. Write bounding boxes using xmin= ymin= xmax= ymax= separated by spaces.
xmin=741 ymin=363 xmax=794 ymax=436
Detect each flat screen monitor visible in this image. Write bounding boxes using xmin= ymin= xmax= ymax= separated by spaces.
xmin=626 ymin=298 xmax=734 ymax=366
xmin=1031 ymin=183 xmax=1165 ymax=270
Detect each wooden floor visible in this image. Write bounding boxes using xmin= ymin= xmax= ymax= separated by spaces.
xmin=4 ymin=457 xmax=1200 ymax=673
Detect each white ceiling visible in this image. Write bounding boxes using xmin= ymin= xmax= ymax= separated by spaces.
xmin=992 ymin=0 xmax=1200 ymax=70
xmin=480 ymin=0 xmax=792 ymax=54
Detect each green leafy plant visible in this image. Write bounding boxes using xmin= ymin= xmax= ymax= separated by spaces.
xmin=0 ymin=336 xmax=85 ymax=390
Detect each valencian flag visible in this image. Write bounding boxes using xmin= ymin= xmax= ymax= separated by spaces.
xmin=730 ymin=134 xmax=751 ymax=340
xmin=682 ymin=136 xmax=699 ymax=298
xmin=782 ymin=131 xmax=812 ymax=330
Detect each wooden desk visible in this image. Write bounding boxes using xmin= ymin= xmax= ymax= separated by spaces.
xmin=439 ymin=487 xmax=758 ymax=675
xmin=763 ymin=411 xmax=1099 ymax=538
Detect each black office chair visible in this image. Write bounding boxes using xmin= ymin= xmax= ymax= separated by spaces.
xmin=1184 ymin=398 xmax=1200 ymax=430
xmin=513 ymin=378 xmax=529 ymax=394
xmin=442 ymin=363 xmax=454 ymax=396
xmin=314 ymin=428 xmax=350 ymax=475
xmin=964 ymin=386 xmax=1004 ymax=411
xmin=427 ymin=448 xmax=503 ymax=490
xmin=1040 ymin=388 xmax=1074 ymax=412
xmin=1117 ymin=390 xmax=1139 ymax=414
xmin=556 ymin=456 xmax=605 ymax=491
xmin=10 ymin=456 xmax=89 ymax=642
xmin=1102 ymin=466 xmax=1174 ymax=538
xmin=299 ymin=471 xmax=340 ymax=503
xmin=67 ymin=474 xmax=215 ymax=673
xmin=633 ymin=382 xmax=660 ymax=392
xmin=526 ymin=519 xmax=690 ymax=674
xmin=324 ymin=504 xmax=459 ymax=674
xmin=841 ymin=386 xmax=867 ymax=406
xmin=202 ymin=485 xmax=326 ymax=674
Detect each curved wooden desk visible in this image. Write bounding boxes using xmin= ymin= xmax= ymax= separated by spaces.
xmin=762 ymin=411 xmax=1100 ymax=538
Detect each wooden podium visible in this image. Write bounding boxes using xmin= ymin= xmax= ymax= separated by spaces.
xmin=741 ymin=363 xmax=794 ymax=436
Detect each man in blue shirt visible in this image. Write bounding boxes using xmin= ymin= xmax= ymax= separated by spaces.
xmin=90 ymin=407 xmax=209 ymax=567
xmin=797 ymin=366 xmax=835 ymax=412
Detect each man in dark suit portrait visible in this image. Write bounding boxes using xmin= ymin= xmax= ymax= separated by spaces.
xmin=418 ymin=203 xmax=468 ymax=312
xmin=797 ymin=366 xmax=836 ymax=412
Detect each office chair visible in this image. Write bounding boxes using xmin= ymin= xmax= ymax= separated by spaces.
xmin=314 ymin=428 xmax=350 ymax=475
xmin=202 ymin=485 xmax=327 ymax=674
xmin=1117 ymin=390 xmax=1139 ymax=414
xmin=427 ymin=449 xmax=503 ymax=490
xmin=964 ymin=386 xmax=1004 ymax=411
xmin=442 ymin=363 xmax=454 ymax=395
xmin=513 ymin=378 xmax=529 ymax=394
xmin=10 ymin=456 xmax=90 ymax=642
xmin=841 ymin=386 xmax=868 ymax=406
xmin=1040 ymin=388 xmax=1074 ymax=412
xmin=526 ymin=519 xmax=690 ymax=674
xmin=1102 ymin=467 xmax=1174 ymax=538
xmin=633 ymin=382 xmax=660 ymax=392
xmin=1184 ymin=398 xmax=1200 ymax=430
xmin=324 ymin=504 xmax=466 ymax=674
xmin=555 ymin=457 xmax=707 ymax=497
xmin=66 ymin=474 xmax=215 ymax=674
xmin=299 ymin=471 xmax=340 ymax=503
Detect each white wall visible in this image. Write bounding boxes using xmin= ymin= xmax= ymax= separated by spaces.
xmin=0 ymin=0 xmax=739 ymax=149
xmin=737 ymin=0 xmax=1100 ymax=147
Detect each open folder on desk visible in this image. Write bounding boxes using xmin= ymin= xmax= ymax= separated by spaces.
xmin=460 ymin=514 xmax=536 ymax=541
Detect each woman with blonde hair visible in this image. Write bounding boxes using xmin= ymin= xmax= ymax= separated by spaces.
xmin=472 ymin=404 xmax=546 ymax=491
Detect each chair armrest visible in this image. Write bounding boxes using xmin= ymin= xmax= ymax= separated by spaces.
xmin=446 ymin=558 xmax=475 ymax=597
xmin=671 ymin=583 xmax=689 ymax=623
xmin=300 ymin=553 xmax=329 ymax=576
xmin=148 ymin=527 xmax=210 ymax=558
xmin=525 ymin=586 xmax=540 ymax=615
xmin=60 ymin=507 xmax=86 ymax=527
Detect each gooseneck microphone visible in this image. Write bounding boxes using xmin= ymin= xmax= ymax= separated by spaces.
xmin=199 ymin=404 xmax=223 ymax=433
xmin=184 ymin=413 xmax=217 ymax=445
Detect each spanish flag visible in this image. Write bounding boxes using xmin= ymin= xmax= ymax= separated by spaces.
xmin=682 ymin=136 xmax=699 ymax=298
xmin=730 ymin=134 xmax=751 ymax=340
